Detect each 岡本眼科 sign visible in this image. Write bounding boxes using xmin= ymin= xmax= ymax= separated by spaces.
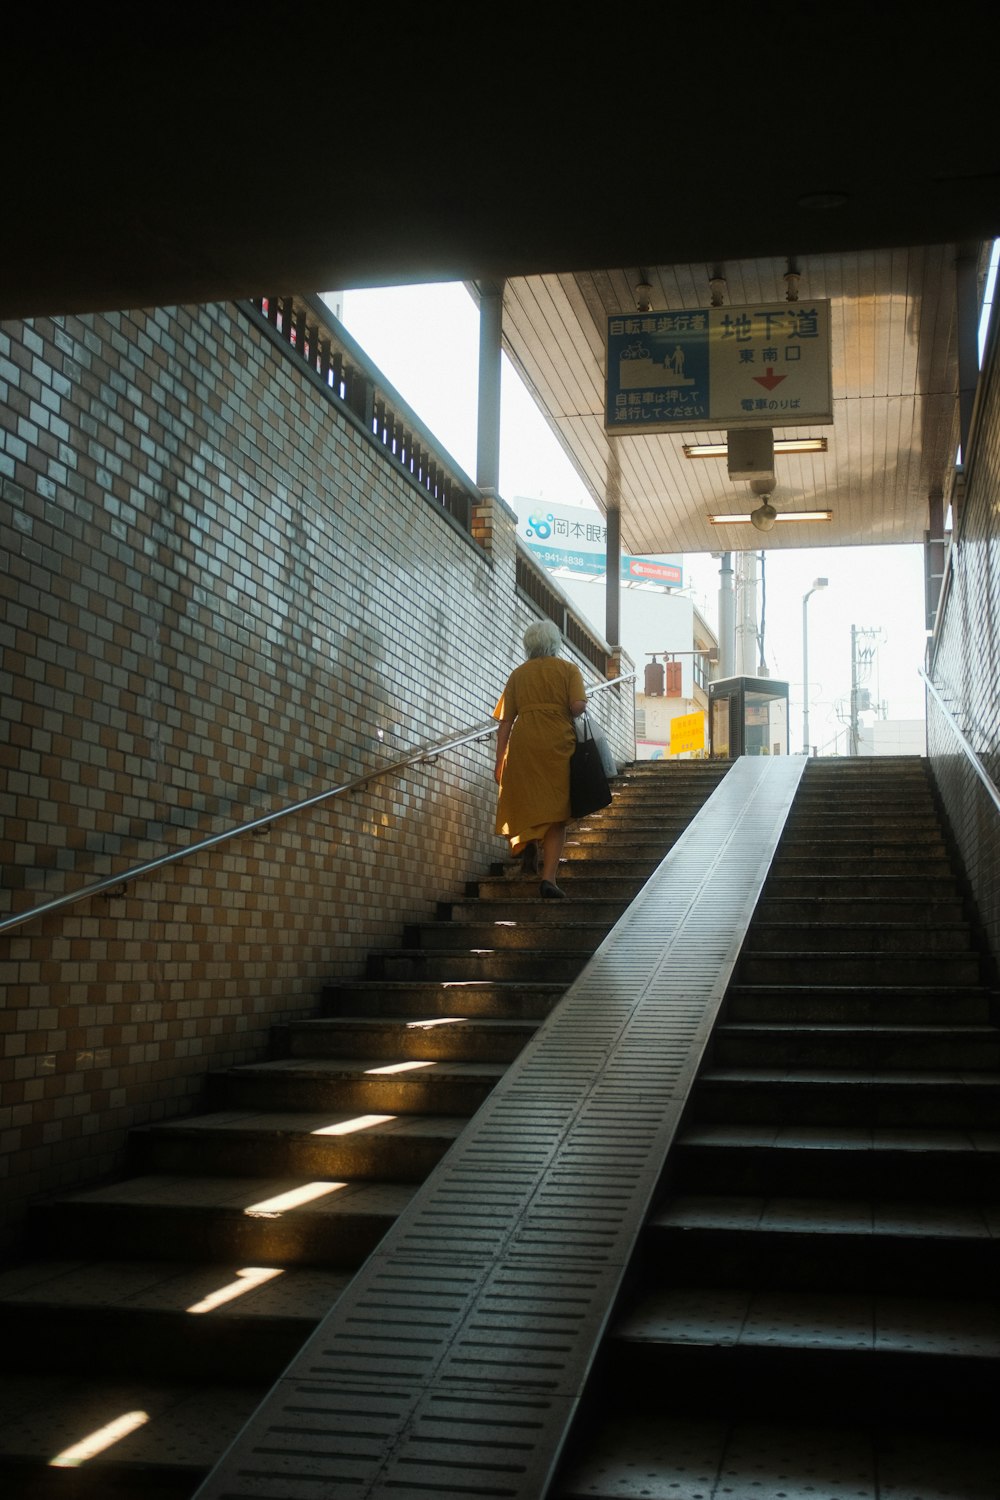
xmin=606 ymin=302 xmax=832 ymax=435
xmin=517 ymin=500 xmax=683 ymax=586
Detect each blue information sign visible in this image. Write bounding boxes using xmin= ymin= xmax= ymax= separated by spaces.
xmin=606 ymin=302 xmax=832 ymax=434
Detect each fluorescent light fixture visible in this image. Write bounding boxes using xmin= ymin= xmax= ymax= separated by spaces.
xmin=708 ymin=509 xmax=833 ymax=524
xmin=685 ymin=437 xmax=827 ymax=458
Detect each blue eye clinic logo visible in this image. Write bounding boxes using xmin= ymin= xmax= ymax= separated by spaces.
xmin=526 ymin=513 xmax=553 ymax=541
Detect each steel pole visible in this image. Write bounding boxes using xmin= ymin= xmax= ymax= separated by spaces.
xmin=802 ymin=591 xmax=811 ymax=754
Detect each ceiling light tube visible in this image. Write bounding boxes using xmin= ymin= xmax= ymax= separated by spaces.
xmin=686 ymin=438 xmax=827 ymax=459
xmin=707 ymin=510 xmax=833 ymax=524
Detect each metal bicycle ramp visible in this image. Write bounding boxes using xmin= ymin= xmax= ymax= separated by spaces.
xmin=193 ymin=757 xmax=805 ymax=1500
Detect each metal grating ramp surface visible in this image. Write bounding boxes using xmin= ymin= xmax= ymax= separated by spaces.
xmin=194 ymin=756 xmax=805 ymax=1500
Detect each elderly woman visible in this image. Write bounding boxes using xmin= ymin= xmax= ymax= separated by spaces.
xmin=494 ymin=620 xmax=587 ymax=899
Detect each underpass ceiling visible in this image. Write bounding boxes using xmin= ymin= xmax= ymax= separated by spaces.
xmin=4 ymin=14 xmax=998 ymax=558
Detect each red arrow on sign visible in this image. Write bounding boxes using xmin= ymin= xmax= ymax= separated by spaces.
xmin=752 ymin=369 xmax=787 ymax=391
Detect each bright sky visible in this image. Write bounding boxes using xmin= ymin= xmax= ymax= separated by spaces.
xmin=334 ymin=281 xmax=937 ymax=755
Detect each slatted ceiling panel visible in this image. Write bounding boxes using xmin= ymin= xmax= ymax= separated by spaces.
xmin=504 ymin=284 xmax=586 ymax=420
xmin=500 ymin=242 xmax=965 ymax=552
xmin=539 ymin=276 xmax=604 ymax=412
xmin=558 ymin=275 xmax=607 ymax=376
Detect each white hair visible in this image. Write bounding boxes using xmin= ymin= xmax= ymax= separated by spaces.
xmin=523 ymin=620 xmax=563 ymax=658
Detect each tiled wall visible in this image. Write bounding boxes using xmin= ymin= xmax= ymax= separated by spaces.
xmin=0 ymin=302 xmax=632 ymax=1247
xmin=926 ymin=310 xmax=1000 ymax=984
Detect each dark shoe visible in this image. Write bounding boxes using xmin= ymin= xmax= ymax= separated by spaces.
xmin=520 ymin=841 xmax=540 ymax=875
xmin=540 ymin=880 xmax=566 ymax=899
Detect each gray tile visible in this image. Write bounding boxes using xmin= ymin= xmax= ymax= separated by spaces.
xmin=877 ymin=1430 xmax=1000 ymax=1498
xmin=616 ymin=1288 xmax=751 ymax=1346
xmin=718 ymin=1422 xmax=876 ymax=1499
xmin=743 ymin=1292 xmax=873 ymax=1350
xmin=558 ymin=1412 xmax=728 ymax=1499
xmin=874 ymin=1296 xmax=1000 ymax=1356
xmin=872 ymin=1202 xmax=990 ymax=1238
xmin=760 ymin=1198 xmax=873 ymax=1233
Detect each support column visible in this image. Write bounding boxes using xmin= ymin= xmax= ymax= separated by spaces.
xmin=605 ymin=506 xmax=622 ymax=650
xmin=476 ymin=280 xmax=504 ymax=495
xmin=718 ymin=552 xmax=735 ymax=678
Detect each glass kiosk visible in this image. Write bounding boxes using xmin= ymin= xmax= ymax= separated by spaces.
xmin=709 ymin=676 xmax=789 ymax=758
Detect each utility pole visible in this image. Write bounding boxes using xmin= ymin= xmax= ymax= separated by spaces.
xmin=850 ymin=625 xmax=859 ymax=756
xmin=849 ymin=625 xmax=879 ymax=756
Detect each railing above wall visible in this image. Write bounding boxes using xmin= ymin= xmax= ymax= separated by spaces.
xmin=0 ymin=675 xmax=637 ymax=938
xmin=516 ymin=544 xmax=612 ymax=677
xmin=920 ymin=668 xmax=1000 ymax=818
xmin=243 ymin=294 xmax=476 ymax=539
xmin=244 ymin=291 xmax=615 ymax=684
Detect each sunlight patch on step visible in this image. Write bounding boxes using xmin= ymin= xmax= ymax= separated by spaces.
xmin=311 ymin=1113 xmax=397 ymax=1136
xmin=365 ymin=1059 xmax=435 ymax=1075
xmin=187 ymin=1266 xmax=284 ymax=1314
xmin=406 ymin=1017 xmax=466 ymax=1030
xmin=50 ymin=1411 xmax=150 ymax=1467
xmin=245 ymin=1181 xmax=347 ymax=1215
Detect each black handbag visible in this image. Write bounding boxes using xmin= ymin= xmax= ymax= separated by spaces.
xmin=569 ymin=716 xmax=613 ymax=818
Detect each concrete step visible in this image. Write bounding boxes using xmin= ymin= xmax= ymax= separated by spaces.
xmin=0 ymin=1371 xmax=261 ymax=1500
xmin=614 ymin=766 xmax=730 ymax=784
xmin=801 ymin=758 xmax=927 ymax=775
xmin=723 ymin=984 xmax=993 ymax=1024
xmin=561 ymin=836 xmax=682 ymax=862
xmin=283 ymin=1013 xmax=538 ymax=1061
xmin=321 ymin=979 xmax=565 ymax=1020
xmin=692 ymin=1069 xmax=1000 ymax=1127
xmin=745 ymin=921 xmax=973 ymax=953
xmin=779 ymin=840 xmax=953 ymax=864
xmin=737 ymin=950 xmax=983 ymax=985
xmin=555 ymin=1411 xmax=1000 ymax=1500
xmin=613 ymin=1281 xmax=1000 ymax=1374
xmin=669 ymin=1122 xmax=1000 ymax=1200
xmin=402 ymin=917 xmax=612 ymax=951
xmin=769 ymin=853 xmax=955 ymax=877
xmin=567 ymin=815 xmax=692 ymax=838
xmin=764 ymin=873 xmax=961 ymax=899
xmin=601 ymin=1286 xmax=1000 ymax=1420
xmin=133 ymin=1108 xmax=466 ymax=1180
xmin=470 ymin=874 xmax=648 ymax=902
xmin=443 ymin=894 xmax=628 ymax=925
xmin=579 ymin=797 xmax=717 ymax=818
xmin=644 ymin=1194 xmax=1000 ymax=1293
xmin=209 ymin=1054 xmax=506 ymax=1115
xmin=368 ymin=947 xmax=590 ymax=983
xmin=710 ymin=1023 xmax=1000 ymax=1069
xmin=788 ymin=816 xmax=941 ymax=832
xmin=0 ymin=1257 xmax=349 ymax=1380
xmin=532 ymin=855 xmax=667 ymax=880
xmin=750 ymin=895 xmax=965 ymax=924
xmin=29 ymin=1173 xmax=417 ymax=1268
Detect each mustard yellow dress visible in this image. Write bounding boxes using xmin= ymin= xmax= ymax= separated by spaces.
xmin=494 ymin=656 xmax=586 ymax=853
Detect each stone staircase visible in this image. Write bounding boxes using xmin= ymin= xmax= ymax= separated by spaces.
xmin=556 ymin=757 xmax=1000 ymax=1499
xmin=0 ymin=759 xmax=728 ymax=1498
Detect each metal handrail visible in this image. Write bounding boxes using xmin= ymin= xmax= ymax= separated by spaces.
xmin=920 ymin=667 xmax=1000 ymax=818
xmin=0 ymin=672 xmax=636 ymax=938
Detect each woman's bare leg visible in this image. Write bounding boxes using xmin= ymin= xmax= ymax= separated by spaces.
xmin=540 ymin=822 xmax=566 ymax=885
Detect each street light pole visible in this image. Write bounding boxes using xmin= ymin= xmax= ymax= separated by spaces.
xmin=801 ymin=577 xmax=828 ymax=755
